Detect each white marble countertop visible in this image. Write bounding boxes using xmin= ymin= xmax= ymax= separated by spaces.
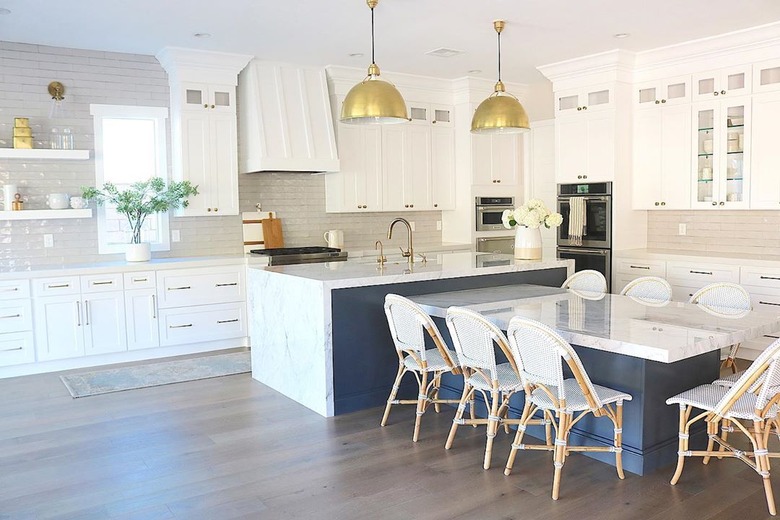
xmin=0 ymin=254 xmax=253 ymax=280
xmin=410 ymin=284 xmax=780 ymax=363
xmin=616 ymin=248 xmax=780 ymax=266
xmin=248 ymin=252 xmax=573 ymax=290
xmin=346 ymin=242 xmax=473 ymax=259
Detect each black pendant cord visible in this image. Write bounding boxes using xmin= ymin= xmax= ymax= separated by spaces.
xmin=371 ymin=7 xmax=376 ymax=66
xmin=497 ymin=30 xmax=502 ymax=82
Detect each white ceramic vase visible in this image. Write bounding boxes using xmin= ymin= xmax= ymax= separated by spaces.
xmin=514 ymin=226 xmax=542 ymax=260
xmin=126 ymin=242 xmax=151 ymax=262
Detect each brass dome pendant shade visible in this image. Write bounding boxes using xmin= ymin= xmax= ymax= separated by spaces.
xmin=471 ymin=20 xmax=530 ymax=134
xmin=340 ymin=0 xmax=408 ymax=124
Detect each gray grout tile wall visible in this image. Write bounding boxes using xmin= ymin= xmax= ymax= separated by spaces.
xmin=0 ymin=41 xmax=443 ymax=268
xmin=647 ymin=210 xmax=780 ymax=256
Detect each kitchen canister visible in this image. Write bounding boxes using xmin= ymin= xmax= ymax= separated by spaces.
xmin=2 ymin=184 xmax=18 ymax=210
xmin=46 ymin=193 xmax=70 ymax=209
xmin=324 ymin=230 xmax=344 ymax=249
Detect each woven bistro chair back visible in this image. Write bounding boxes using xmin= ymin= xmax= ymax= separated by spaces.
xmin=445 ymin=306 xmax=516 ymax=383
xmin=561 ymin=270 xmax=608 ymax=293
xmin=688 ymin=282 xmax=751 ymax=313
xmin=384 ymin=293 xmax=452 ymax=365
xmin=506 ymin=316 xmax=601 ymax=410
xmin=381 ymin=294 xmax=459 ymax=442
xmin=713 ymin=337 xmax=780 ymax=418
xmin=619 ymin=276 xmax=673 ymax=302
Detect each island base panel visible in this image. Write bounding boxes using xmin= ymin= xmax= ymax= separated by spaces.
xmin=331 ymin=268 xmax=568 ymax=415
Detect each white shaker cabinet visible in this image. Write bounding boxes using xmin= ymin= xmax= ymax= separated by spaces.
xmin=634 ymin=76 xmax=690 ymax=108
xmin=472 ymin=133 xmax=522 ymax=187
xmin=382 ymin=124 xmax=432 ymax=211
xmin=431 ymin=126 xmax=455 ymax=210
xmin=555 ymin=85 xmax=613 ymax=115
xmin=156 ymin=48 xmax=251 ymax=217
xmin=0 ymin=279 xmax=34 ymax=367
xmin=325 ymin=121 xmax=382 ymax=212
xmin=33 ymin=275 xmax=127 ymax=361
xmin=555 ymin=110 xmax=615 ymax=183
xmin=124 ymin=272 xmax=159 ymax=351
xmin=753 ymin=59 xmax=780 ymax=94
xmin=750 ymin=92 xmax=780 ymax=209
xmin=692 ymin=66 xmax=751 ymax=102
xmin=632 ymin=104 xmax=691 ymax=209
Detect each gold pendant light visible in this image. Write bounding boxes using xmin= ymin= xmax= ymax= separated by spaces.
xmin=471 ymin=20 xmax=529 ymax=134
xmin=340 ymin=0 xmax=408 ymax=124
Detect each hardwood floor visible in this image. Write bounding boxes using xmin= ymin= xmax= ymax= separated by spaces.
xmin=0 ymin=355 xmax=776 ymax=519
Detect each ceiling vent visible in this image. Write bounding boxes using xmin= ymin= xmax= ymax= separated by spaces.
xmin=425 ymin=47 xmax=465 ymax=58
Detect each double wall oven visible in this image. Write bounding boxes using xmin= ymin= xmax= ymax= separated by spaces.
xmin=556 ymin=182 xmax=612 ymax=290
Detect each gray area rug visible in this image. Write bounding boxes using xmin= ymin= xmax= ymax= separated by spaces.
xmin=60 ymin=351 xmax=251 ymax=398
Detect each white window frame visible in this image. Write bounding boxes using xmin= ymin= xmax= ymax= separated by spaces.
xmin=90 ymin=104 xmax=170 ymax=255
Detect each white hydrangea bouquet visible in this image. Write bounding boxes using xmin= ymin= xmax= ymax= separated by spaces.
xmin=502 ymin=199 xmax=563 ymax=229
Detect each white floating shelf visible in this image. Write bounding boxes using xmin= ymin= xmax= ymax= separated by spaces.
xmin=0 ymin=209 xmax=92 ymax=220
xmin=0 ymin=149 xmax=90 ymax=160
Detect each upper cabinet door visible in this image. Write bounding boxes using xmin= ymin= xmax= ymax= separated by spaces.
xmin=556 ymin=86 xmax=613 ymax=116
xmin=635 ymin=76 xmax=690 ymax=108
xmin=556 ymin=117 xmax=588 ymax=183
xmin=210 ymin=113 xmax=240 ymax=215
xmin=431 ymin=126 xmax=455 ymax=210
xmin=692 ymin=66 xmax=751 ymax=102
xmin=750 ymin=92 xmax=780 ymax=208
xmin=753 ymin=59 xmax=780 ymax=94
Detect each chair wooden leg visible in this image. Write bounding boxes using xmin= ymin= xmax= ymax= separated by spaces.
xmin=446 ymin=383 xmax=473 ymax=450
xmin=551 ymin=412 xmax=570 ymax=500
xmin=614 ymin=402 xmax=625 ymax=480
xmin=381 ymin=364 xmax=406 ymax=427
xmin=670 ymin=405 xmax=690 ymax=485
xmin=545 ymin=411 xmax=553 ymax=446
xmin=505 ymin=399 xmax=533 ymax=476
xmin=703 ymin=420 xmax=717 ymax=465
xmin=413 ymin=371 xmax=429 ymax=442
xmin=433 ymin=373 xmax=442 ymax=413
xmin=483 ymin=389 xmax=501 ymax=470
xmin=753 ymin=420 xmax=778 ymax=516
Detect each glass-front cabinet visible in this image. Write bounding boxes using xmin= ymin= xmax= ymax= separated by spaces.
xmin=693 ymin=97 xmax=751 ymax=209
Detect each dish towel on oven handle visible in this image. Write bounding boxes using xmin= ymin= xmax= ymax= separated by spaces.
xmin=568 ymin=197 xmax=587 ymax=246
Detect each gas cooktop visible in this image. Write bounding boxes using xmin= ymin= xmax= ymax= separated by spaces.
xmin=249 ymin=246 xmax=348 ymax=266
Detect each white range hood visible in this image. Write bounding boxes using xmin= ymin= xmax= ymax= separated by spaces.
xmin=238 ymin=61 xmax=340 ymax=173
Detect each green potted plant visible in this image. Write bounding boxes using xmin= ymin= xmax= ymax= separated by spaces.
xmin=82 ymin=177 xmax=198 ymax=262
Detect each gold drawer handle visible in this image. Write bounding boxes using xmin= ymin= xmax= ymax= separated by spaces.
xmin=0 ymin=314 xmax=21 ymax=319
xmin=169 ymin=323 xmax=193 ymax=329
xmin=168 ymin=286 xmax=192 ymax=291
xmin=217 ymin=318 xmax=239 ymax=324
xmin=215 ymin=282 xmax=238 ymax=287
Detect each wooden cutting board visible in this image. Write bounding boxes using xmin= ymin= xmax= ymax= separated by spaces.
xmin=261 ymin=217 xmax=285 ymax=248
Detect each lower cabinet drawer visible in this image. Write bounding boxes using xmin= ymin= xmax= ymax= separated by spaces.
xmin=615 ymin=258 xmax=666 ymax=278
xmin=0 ymin=331 xmax=35 ymax=367
xmin=0 ymin=279 xmax=30 ymax=300
xmin=158 ymin=302 xmax=247 ymax=347
xmin=666 ymin=261 xmax=740 ymax=285
xmin=0 ymin=299 xmax=32 ymax=334
xmin=156 ymin=267 xmax=245 ymax=309
xmin=741 ymin=266 xmax=780 ymax=290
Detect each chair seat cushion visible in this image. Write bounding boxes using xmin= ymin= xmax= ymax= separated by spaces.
xmin=465 ymin=362 xmax=523 ymax=392
xmin=403 ymin=348 xmax=455 ymax=372
xmin=666 ymin=384 xmax=779 ymax=420
xmin=529 ymin=379 xmax=632 ymax=412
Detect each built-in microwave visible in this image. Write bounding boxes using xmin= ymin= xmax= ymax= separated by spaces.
xmin=475 ymin=196 xmax=514 ymax=231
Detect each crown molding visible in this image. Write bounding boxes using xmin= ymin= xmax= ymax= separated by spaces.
xmin=537 ymin=49 xmax=636 ymax=88
xmin=156 ymin=47 xmax=253 ymax=85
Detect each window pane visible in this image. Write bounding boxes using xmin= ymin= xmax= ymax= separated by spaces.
xmin=102 ymin=118 xmax=158 ymax=183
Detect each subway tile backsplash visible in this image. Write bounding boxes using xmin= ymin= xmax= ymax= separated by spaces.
xmin=647 ymin=211 xmax=780 ymax=257
xmin=0 ymin=41 xmax=442 ymax=268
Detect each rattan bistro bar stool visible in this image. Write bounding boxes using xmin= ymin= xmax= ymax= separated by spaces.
xmin=561 ymin=269 xmax=608 ymax=293
xmin=689 ymin=282 xmax=752 ymax=373
xmin=619 ymin=276 xmax=673 ymax=302
xmin=382 ymin=294 xmax=461 ymax=442
xmin=504 ymin=316 xmax=633 ymax=500
xmin=665 ymin=338 xmax=780 ymax=516
xmin=444 ymin=306 xmax=530 ymax=470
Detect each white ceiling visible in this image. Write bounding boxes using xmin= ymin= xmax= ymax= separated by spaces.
xmin=2 ymin=0 xmax=780 ymax=83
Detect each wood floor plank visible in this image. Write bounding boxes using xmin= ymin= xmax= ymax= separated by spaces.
xmin=0 ymin=354 xmax=778 ymax=519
